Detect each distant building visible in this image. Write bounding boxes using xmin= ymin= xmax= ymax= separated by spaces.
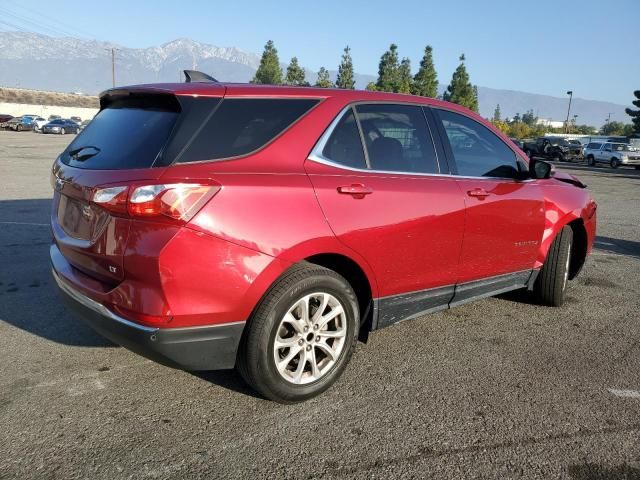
xmin=536 ymin=118 xmax=565 ymax=129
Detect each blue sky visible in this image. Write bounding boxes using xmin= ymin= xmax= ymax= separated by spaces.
xmin=3 ymin=0 xmax=638 ymax=105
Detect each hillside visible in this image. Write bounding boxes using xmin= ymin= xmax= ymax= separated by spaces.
xmin=0 ymin=87 xmax=98 ymax=108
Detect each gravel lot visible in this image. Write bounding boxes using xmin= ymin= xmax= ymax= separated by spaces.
xmin=1 ymin=130 xmax=639 ymax=479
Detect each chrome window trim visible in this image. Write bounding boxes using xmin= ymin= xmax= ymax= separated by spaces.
xmin=308 ymin=103 xmax=534 ymax=182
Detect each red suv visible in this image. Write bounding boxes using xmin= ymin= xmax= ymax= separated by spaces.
xmin=51 ymin=74 xmax=597 ymax=402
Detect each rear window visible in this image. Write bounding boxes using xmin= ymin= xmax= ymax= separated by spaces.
xmin=176 ymin=98 xmax=319 ymax=163
xmin=61 ymin=94 xmax=180 ymax=170
xmin=587 ymin=143 xmax=601 ymax=149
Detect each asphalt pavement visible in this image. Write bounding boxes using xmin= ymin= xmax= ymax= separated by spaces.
xmin=1 ymin=131 xmax=639 ymax=479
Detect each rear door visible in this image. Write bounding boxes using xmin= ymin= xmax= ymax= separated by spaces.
xmin=431 ymin=108 xmax=545 ymax=285
xmin=305 ymin=103 xmax=466 ymax=327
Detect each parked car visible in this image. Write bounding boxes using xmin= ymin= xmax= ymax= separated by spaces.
xmin=42 ymin=119 xmax=80 ymax=135
xmin=0 ymin=114 xmax=14 ymax=127
xmin=523 ymin=137 xmax=582 ymax=161
xmin=584 ymin=142 xmax=640 ymax=169
xmin=6 ymin=116 xmax=35 ymax=131
xmin=70 ymin=116 xmax=82 ymax=124
xmin=51 ymin=77 xmax=597 ymax=402
xmin=567 ymin=139 xmax=585 ymax=159
xmin=32 ymin=117 xmax=48 ymax=133
xmin=48 ymin=115 xmax=62 ymax=121
xmin=509 ymin=137 xmax=524 ymax=149
xmin=78 ymin=119 xmax=92 ymax=131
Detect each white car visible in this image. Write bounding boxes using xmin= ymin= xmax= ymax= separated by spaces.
xmin=32 ymin=117 xmax=48 ymax=133
xmin=584 ymin=142 xmax=640 ymax=169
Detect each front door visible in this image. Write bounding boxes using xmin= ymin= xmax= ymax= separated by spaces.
xmin=432 ymin=108 xmax=545 ymax=284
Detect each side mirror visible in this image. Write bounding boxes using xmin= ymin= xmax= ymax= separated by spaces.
xmin=529 ymin=159 xmax=552 ymax=179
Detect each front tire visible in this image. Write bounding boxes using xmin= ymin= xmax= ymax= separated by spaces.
xmin=610 ymin=158 xmax=619 ymax=169
xmin=237 ymin=263 xmax=359 ymax=403
xmin=534 ymin=226 xmax=573 ymax=307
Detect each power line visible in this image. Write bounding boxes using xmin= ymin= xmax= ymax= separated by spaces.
xmin=0 ymin=5 xmax=94 ymax=40
xmin=0 ymin=18 xmax=30 ymax=33
xmin=0 ymin=7 xmax=73 ymax=38
xmin=5 ymin=3 xmax=96 ymax=39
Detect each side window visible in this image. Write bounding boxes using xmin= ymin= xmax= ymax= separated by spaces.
xmin=603 ymin=143 xmax=612 ymax=151
xmin=321 ymin=108 xmax=366 ymax=169
xmin=178 ymin=99 xmax=318 ymax=163
xmin=354 ymin=104 xmax=439 ymax=174
xmin=436 ymin=109 xmax=519 ymax=178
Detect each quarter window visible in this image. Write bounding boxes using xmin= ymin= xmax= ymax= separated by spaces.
xmin=355 ymin=104 xmax=439 ymax=174
xmin=321 ymin=108 xmax=366 ymax=169
xmin=436 ymin=109 xmax=519 ymax=178
xmin=178 ymin=98 xmax=319 ymax=163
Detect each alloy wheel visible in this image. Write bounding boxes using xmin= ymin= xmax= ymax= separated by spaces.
xmin=273 ymin=292 xmax=347 ymax=385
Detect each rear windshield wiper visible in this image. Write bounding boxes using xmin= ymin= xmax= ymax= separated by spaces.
xmin=69 ymin=146 xmax=101 ymax=161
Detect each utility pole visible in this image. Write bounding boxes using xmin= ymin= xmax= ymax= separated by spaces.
xmin=605 ymin=112 xmax=613 ymax=123
xmin=105 ymin=48 xmax=119 ymax=88
xmin=564 ymin=90 xmax=573 ymax=134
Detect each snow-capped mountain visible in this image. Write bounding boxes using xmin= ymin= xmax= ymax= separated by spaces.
xmin=0 ymin=32 xmax=262 ymax=93
xmin=0 ymin=32 xmax=629 ymax=127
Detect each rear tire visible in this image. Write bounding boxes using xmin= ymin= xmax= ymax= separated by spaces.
xmin=237 ymin=262 xmax=359 ymax=403
xmin=534 ymin=226 xmax=573 ymax=307
xmin=16 ymin=124 xmax=22 ymax=132
xmin=587 ymin=155 xmax=595 ymax=166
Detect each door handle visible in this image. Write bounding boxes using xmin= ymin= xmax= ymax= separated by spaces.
xmin=337 ymin=184 xmax=373 ymax=197
xmin=467 ymin=188 xmax=491 ymax=198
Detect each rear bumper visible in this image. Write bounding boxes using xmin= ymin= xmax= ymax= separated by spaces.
xmin=52 ymin=268 xmax=244 ymax=371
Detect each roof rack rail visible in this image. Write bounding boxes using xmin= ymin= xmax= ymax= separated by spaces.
xmin=183 ymin=70 xmax=218 ymax=83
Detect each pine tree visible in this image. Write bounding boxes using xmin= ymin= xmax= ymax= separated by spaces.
xmin=336 ymin=45 xmax=355 ymax=89
xmin=412 ymin=45 xmax=438 ymax=98
xmin=252 ymin=40 xmax=282 ymax=85
xmin=315 ymin=67 xmax=334 ymax=88
xmin=376 ymin=44 xmax=399 ymax=92
xmin=284 ymin=57 xmax=307 ymax=86
xmin=443 ymin=54 xmax=478 ymax=111
xmin=493 ymin=104 xmax=501 ymax=122
xmin=396 ymin=58 xmax=413 ymax=94
xmin=625 ymin=90 xmax=640 ymax=133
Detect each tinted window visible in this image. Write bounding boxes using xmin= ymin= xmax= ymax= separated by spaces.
xmin=437 ymin=109 xmax=519 ymax=178
xmin=355 ymin=104 xmax=438 ymax=174
xmin=321 ymin=108 xmax=366 ymax=169
xmin=587 ymin=143 xmax=601 ymax=149
xmin=178 ymin=99 xmax=318 ymax=163
xmin=61 ymin=95 xmax=179 ymax=170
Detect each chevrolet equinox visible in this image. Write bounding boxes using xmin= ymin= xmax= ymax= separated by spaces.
xmin=51 ymin=72 xmax=597 ymax=402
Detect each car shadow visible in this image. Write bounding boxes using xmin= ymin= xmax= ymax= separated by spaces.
xmin=594 ymin=236 xmax=640 ymax=260
xmin=0 ymin=198 xmax=113 ymax=347
xmin=568 ymin=463 xmax=640 ymax=480
xmin=193 ymin=370 xmax=264 ymax=400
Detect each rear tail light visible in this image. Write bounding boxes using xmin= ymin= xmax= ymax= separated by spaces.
xmin=92 ymin=183 xmax=220 ymax=223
